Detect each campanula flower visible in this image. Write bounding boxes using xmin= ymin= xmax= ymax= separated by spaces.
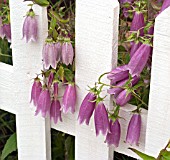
xmin=23 ymin=9 xmax=38 ymax=42
xmin=105 ymin=119 xmax=121 ymax=147
xmin=30 ymin=78 xmax=42 ymax=106
xmin=78 ymin=92 xmax=96 ymax=125
xmin=126 ymin=113 xmax=141 ymax=145
xmin=94 ymin=102 xmax=110 ymax=136
xmin=3 ymin=23 xmax=11 ymax=42
xmin=62 ymin=83 xmax=76 ymax=114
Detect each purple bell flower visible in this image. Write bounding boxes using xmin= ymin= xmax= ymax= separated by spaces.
xmin=35 ymin=88 xmax=51 ymax=117
xmin=126 ymin=113 xmax=141 ymax=145
xmin=130 ymin=12 xmax=145 ymax=36
xmin=130 ymin=42 xmax=142 ymax=58
xmin=78 ymin=92 xmax=96 ymax=125
xmin=50 ymin=99 xmax=62 ymax=124
xmin=128 ymin=44 xmax=152 ymax=77
xmin=48 ymin=71 xmax=54 ymax=87
xmin=53 ymin=82 xmax=59 ymax=100
xmin=61 ymin=42 xmax=74 ymax=65
xmin=160 ymin=0 xmax=170 ymax=12
xmin=30 ymin=78 xmax=42 ymax=106
xmin=62 ymin=83 xmax=76 ymax=114
xmin=42 ymin=42 xmax=60 ymax=69
xmin=3 ymin=23 xmax=11 ymax=42
xmin=22 ymin=9 xmax=38 ymax=43
xmin=94 ymin=102 xmax=110 ymax=136
xmin=107 ymin=65 xmax=129 ymax=84
xmin=105 ymin=119 xmax=121 ymax=147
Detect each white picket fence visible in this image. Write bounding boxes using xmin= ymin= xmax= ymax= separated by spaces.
xmin=0 ymin=0 xmax=170 ymax=159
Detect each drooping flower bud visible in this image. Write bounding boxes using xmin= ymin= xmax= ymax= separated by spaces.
xmin=107 ymin=65 xmax=129 ymax=84
xmin=50 ymin=99 xmax=62 ymax=124
xmin=160 ymin=0 xmax=170 ymax=13
xmin=61 ymin=41 xmax=74 ymax=65
xmin=78 ymin=92 xmax=96 ymax=125
xmin=48 ymin=71 xmax=54 ymax=87
xmin=105 ymin=119 xmax=121 ymax=147
xmin=30 ymin=78 xmax=42 ymax=106
xmin=94 ymin=102 xmax=110 ymax=136
xmin=35 ymin=88 xmax=51 ymax=117
xmin=128 ymin=44 xmax=152 ymax=77
xmin=53 ymin=82 xmax=58 ymax=100
xmin=22 ymin=9 xmax=38 ymax=42
xmin=126 ymin=113 xmax=141 ymax=145
xmin=130 ymin=12 xmax=145 ymax=36
xmin=62 ymin=83 xmax=76 ymax=114
xmin=42 ymin=41 xmax=60 ymax=69
xmin=3 ymin=23 xmax=11 ymax=42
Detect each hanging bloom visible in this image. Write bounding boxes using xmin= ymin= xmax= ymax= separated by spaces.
xmin=62 ymin=83 xmax=76 ymax=114
xmin=126 ymin=113 xmax=142 ymax=145
xmin=128 ymin=44 xmax=152 ymax=77
xmin=130 ymin=12 xmax=145 ymax=36
xmin=105 ymin=119 xmax=121 ymax=147
xmin=55 ymin=42 xmax=62 ymax=60
xmin=30 ymin=78 xmax=42 ymax=106
xmin=160 ymin=0 xmax=170 ymax=13
xmin=61 ymin=40 xmax=74 ymax=65
xmin=78 ymin=92 xmax=96 ymax=125
xmin=3 ymin=23 xmax=11 ymax=42
xmin=107 ymin=65 xmax=129 ymax=84
xmin=35 ymin=88 xmax=51 ymax=117
xmin=42 ymin=41 xmax=60 ymax=69
xmin=0 ymin=17 xmax=4 ymax=39
xmin=94 ymin=102 xmax=110 ymax=136
xmin=23 ymin=9 xmax=38 ymax=42
xmin=130 ymin=42 xmax=142 ymax=58
xmin=50 ymin=99 xmax=62 ymax=124
xmin=48 ymin=71 xmax=54 ymax=87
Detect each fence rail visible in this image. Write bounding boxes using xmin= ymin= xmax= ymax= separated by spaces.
xmin=0 ymin=0 xmax=170 ymax=159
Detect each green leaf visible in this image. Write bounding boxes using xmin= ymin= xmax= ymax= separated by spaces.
xmin=34 ymin=0 xmax=49 ymax=7
xmin=64 ymin=68 xmax=74 ymax=82
xmin=129 ymin=148 xmax=156 ymax=160
xmin=58 ymin=66 xmax=64 ymax=82
xmin=65 ymin=136 xmax=74 ymax=160
xmin=161 ymin=150 xmax=170 ymax=160
xmin=1 ymin=133 xmax=17 ymax=160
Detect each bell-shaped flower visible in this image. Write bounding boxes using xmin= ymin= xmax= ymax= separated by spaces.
xmin=130 ymin=12 xmax=145 ymax=36
xmin=3 ymin=23 xmax=11 ymax=42
xmin=128 ymin=44 xmax=152 ymax=77
xmin=130 ymin=41 xmax=142 ymax=58
xmin=42 ymin=41 xmax=60 ymax=69
xmin=61 ymin=41 xmax=74 ymax=65
xmin=30 ymin=78 xmax=42 ymax=106
xmin=107 ymin=65 xmax=129 ymax=84
xmin=53 ymin=82 xmax=59 ymax=100
xmin=78 ymin=92 xmax=96 ymax=125
xmin=105 ymin=119 xmax=121 ymax=147
xmin=62 ymin=83 xmax=76 ymax=114
xmin=94 ymin=102 xmax=110 ymax=136
xmin=126 ymin=113 xmax=141 ymax=145
xmin=35 ymin=88 xmax=51 ymax=117
xmin=50 ymin=99 xmax=62 ymax=124
xmin=22 ymin=9 xmax=38 ymax=42
xmin=48 ymin=71 xmax=54 ymax=87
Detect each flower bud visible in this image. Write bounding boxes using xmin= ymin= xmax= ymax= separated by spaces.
xmin=22 ymin=9 xmax=38 ymax=42
xmin=105 ymin=119 xmax=121 ymax=147
xmin=48 ymin=71 xmax=54 ymax=87
xmin=50 ymin=99 xmax=62 ymax=124
xmin=107 ymin=65 xmax=129 ymax=84
xmin=61 ymin=42 xmax=74 ymax=65
xmin=35 ymin=88 xmax=51 ymax=117
xmin=30 ymin=78 xmax=42 ymax=106
xmin=53 ymin=82 xmax=58 ymax=100
xmin=78 ymin=92 xmax=96 ymax=125
xmin=130 ymin=42 xmax=142 ymax=58
xmin=128 ymin=44 xmax=152 ymax=77
xmin=42 ymin=42 xmax=60 ymax=69
xmin=94 ymin=102 xmax=109 ymax=136
xmin=3 ymin=23 xmax=11 ymax=42
xmin=62 ymin=83 xmax=76 ymax=114
xmin=126 ymin=113 xmax=141 ymax=145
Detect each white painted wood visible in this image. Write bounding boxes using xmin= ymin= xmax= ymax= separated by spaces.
xmin=6 ymin=1 xmax=50 ymax=159
xmin=75 ymin=0 xmax=119 ymax=159
xmin=145 ymin=7 xmax=170 ymax=157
